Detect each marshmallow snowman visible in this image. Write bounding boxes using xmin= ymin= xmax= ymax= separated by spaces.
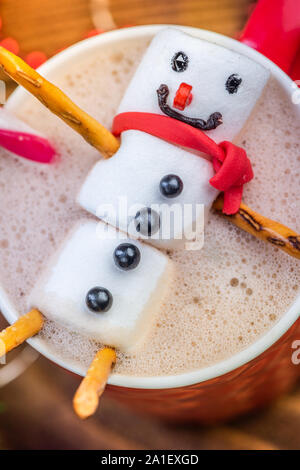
xmin=78 ymin=28 xmax=270 ymax=249
xmin=29 ymin=220 xmax=173 ymax=352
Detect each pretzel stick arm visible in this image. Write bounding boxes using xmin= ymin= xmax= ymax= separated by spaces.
xmin=0 ymin=47 xmax=120 ymax=158
xmin=213 ymin=195 xmax=300 ymax=260
xmin=73 ymin=347 xmax=116 ymax=419
xmin=0 ymin=309 xmax=44 ymax=356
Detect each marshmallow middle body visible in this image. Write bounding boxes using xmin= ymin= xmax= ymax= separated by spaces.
xmin=79 ymin=130 xmax=218 ymax=249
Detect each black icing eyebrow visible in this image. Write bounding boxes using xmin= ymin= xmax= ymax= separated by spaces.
xmin=226 ymin=74 xmax=242 ymax=94
xmin=171 ymin=51 xmax=189 ymax=72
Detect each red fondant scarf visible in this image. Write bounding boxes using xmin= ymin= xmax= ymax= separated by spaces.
xmin=112 ymin=112 xmax=253 ymax=215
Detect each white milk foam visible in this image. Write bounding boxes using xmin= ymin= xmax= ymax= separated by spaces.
xmin=0 ymin=38 xmax=299 ymax=376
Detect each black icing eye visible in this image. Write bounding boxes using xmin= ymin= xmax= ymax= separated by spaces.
xmin=172 ymin=51 xmax=188 ymax=72
xmin=226 ymin=74 xmax=242 ymax=94
xmin=134 ymin=207 xmax=160 ymax=237
xmin=86 ymin=287 xmax=113 ymax=313
xmin=160 ymin=174 xmax=183 ymax=198
xmin=114 ymin=243 xmax=141 ymax=271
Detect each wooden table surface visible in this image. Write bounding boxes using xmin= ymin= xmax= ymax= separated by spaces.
xmin=0 ymin=0 xmax=300 ymax=450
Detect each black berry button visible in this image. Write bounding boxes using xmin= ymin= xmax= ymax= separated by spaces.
xmin=134 ymin=207 xmax=160 ymax=237
xmin=171 ymin=51 xmax=188 ymax=72
xmin=160 ymin=174 xmax=183 ymax=198
xmin=86 ymin=287 xmax=113 ymax=313
xmin=114 ymin=243 xmax=141 ymax=271
xmin=226 ymin=74 xmax=242 ymax=94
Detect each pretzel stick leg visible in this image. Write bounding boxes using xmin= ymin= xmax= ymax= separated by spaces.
xmin=0 ymin=47 xmax=120 ymax=158
xmin=0 ymin=309 xmax=44 ymax=357
xmin=73 ymin=347 xmax=116 ymax=419
xmin=213 ymin=195 xmax=300 ymax=260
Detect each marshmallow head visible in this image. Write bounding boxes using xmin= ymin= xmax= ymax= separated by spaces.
xmin=29 ymin=220 xmax=173 ymax=352
xmin=118 ymin=28 xmax=270 ymax=143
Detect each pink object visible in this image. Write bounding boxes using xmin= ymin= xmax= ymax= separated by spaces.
xmin=0 ymin=108 xmax=56 ymax=163
xmin=0 ymin=129 xmax=56 ymax=163
xmin=240 ymin=0 xmax=300 ymax=75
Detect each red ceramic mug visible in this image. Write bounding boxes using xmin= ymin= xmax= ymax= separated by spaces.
xmin=1 ymin=0 xmax=300 ymax=423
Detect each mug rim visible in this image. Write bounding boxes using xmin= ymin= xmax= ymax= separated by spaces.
xmin=2 ymin=24 xmax=300 ymax=389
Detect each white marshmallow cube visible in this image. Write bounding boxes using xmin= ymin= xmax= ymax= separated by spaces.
xmin=28 ymin=220 xmax=173 ymax=352
xmin=118 ymin=28 xmax=270 ymax=143
xmin=78 ymin=131 xmax=218 ymax=250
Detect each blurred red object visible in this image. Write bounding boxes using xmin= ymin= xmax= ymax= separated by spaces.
xmin=240 ymin=0 xmax=300 ymax=75
xmin=0 ymin=37 xmax=20 ymax=55
xmin=25 ymin=51 xmax=48 ymax=69
xmin=83 ymin=28 xmax=104 ymax=39
xmin=290 ymin=52 xmax=300 ymax=82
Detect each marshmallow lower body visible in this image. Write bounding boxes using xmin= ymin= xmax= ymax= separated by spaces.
xmin=29 ymin=220 xmax=173 ymax=352
xmin=78 ymin=131 xmax=219 ymax=250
